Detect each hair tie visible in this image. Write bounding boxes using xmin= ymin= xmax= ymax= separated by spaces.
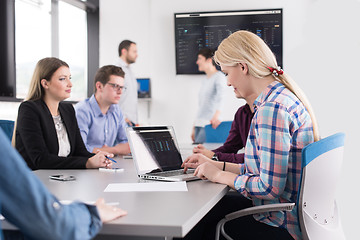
xmin=268 ymin=66 xmax=283 ymax=76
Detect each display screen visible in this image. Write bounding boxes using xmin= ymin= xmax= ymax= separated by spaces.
xmin=137 ymin=78 xmax=151 ymax=98
xmin=128 ymin=126 xmax=183 ymax=174
xmin=174 ymin=9 xmax=283 ymax=74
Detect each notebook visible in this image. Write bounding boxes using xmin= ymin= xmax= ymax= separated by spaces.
xmin=126 ymin=126 xmax=199 ymax=182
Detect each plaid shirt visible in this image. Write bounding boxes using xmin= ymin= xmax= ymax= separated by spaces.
xmin=234 ymin=81 xmax=314 ymax=240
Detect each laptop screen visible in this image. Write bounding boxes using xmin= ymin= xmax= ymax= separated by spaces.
xmin=127 ymin=126 xmax=183 ymax=174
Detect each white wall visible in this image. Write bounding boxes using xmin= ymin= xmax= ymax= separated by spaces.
xmin=99 ymin=0 xmax=360 ymax=238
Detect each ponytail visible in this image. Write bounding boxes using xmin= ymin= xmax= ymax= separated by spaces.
xmin=275 ymin=73 xmax=320 ymax=141
xmin=214 ymin=30 xmax=320 ymax=141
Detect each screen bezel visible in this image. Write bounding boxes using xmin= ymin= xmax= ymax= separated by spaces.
xmin=126 ymin=126 xmax=183 ymax=175
xmin=174 ymin=8 xmax=283 ymax=75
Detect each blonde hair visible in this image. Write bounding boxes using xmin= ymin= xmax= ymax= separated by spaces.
xmin=214 ymin=30 xmax=320 ymax=141
xmin=26 ymin=57 xmax=69 ymax=101
xmin=12 ymin=57 xmax=69 ymax=146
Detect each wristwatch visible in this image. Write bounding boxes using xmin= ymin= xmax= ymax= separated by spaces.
xmin=211 ymin=153 xmax=219 ymax=161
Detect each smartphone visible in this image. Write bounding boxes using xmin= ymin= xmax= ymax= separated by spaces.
xmin=49 ymin=175 xmax=76 ymax=181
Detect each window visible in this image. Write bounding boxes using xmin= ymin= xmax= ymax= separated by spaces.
xmin=0 ymin=0 xmax=99 ymax=101
xmin=15 ymin=0 xmax=88 ymax=101
xmin=58 ymin=1 xmax=88 ymax=101
xmin=15 ymin=0 xmax=51 ymax=99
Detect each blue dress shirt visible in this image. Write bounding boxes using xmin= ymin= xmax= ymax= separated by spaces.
xmin=0 ymin=128 xmax=102 ymax=240
xmin=75 ymin=95 xmax=128 ymax=153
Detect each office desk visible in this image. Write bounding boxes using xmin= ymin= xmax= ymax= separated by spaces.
xmin=2 ymin=157 xmax=228 ymax=240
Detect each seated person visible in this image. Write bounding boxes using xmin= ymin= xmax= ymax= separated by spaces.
xmin=182 ymin=30 xmax=319 ymax=240
xmin=75 ymin=65 xmax=130 ymax=155
xmin=193 ymin=103 xmax=254 ymax=164
xmin=14 ymin=57 xmax=113 ymax=170
xmin=0 ymin=128 xmax=127 ymax=240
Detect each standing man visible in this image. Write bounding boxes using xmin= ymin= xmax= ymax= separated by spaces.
xmin=116 ymin=40 xmax=138 ymax=126
xmin=75 ymin=65 xmax=130 ymax=155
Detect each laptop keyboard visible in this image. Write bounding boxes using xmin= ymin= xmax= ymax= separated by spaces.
xmin=149 ymin=169 xmax=195 ymax=177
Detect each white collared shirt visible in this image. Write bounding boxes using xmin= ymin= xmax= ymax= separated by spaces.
xmin=115 ymin=57 xmax=138 ymax=123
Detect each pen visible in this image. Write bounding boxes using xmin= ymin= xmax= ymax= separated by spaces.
xmin=105 ymin=156 xmax=117 ymax=163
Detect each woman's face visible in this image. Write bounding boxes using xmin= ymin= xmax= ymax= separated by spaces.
xmin=221 ymin=64 xmax=249 ymax=99
xmin=44 ymin=66 xmax=72 ymax=101
xmin=196 ymin=54 xmax=211 ymax=72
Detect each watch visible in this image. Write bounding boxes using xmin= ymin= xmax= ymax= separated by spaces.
xmin=211 ymin=153 xmax=219 ymax=161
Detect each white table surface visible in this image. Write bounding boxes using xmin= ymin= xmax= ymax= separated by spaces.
xmin=2 ymin=155 xmax=229 ymax=239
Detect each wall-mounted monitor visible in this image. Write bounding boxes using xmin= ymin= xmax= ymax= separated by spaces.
xmin=174 ymin=9 xmax=283 ymax=74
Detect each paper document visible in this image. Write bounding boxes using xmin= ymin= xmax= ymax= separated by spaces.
xmin=104 ymin=181 xmax=188 ymax=192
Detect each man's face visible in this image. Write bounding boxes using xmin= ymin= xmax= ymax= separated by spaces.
xmin=125 ymin=43 xmax=138 ymax=64
xmin=101 ymin=75 xmax=125 ymax=105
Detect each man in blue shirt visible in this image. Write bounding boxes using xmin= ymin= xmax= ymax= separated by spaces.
xmin=0 ymin=128 xmax=127 ymax=240
xmin=75 ymin=65 xmax=130 ymax=155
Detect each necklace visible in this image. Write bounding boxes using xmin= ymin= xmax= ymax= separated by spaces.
xmin=53 ymin=115 xmax=63 ymax=131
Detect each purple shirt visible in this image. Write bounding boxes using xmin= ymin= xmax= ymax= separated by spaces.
xmin=212 ymin=104 xmax=254 ymax=163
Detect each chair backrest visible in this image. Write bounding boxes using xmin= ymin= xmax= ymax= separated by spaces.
xmin=298 ymin=133 xmax=346 ymax=240
xmin=0 ymin=120 xmax=15 ymax=141
xmin=204 ymin=121 xmax=232 ymax=143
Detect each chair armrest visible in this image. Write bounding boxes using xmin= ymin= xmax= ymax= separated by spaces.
xmin=216 ymin=203 xmax=296 ymax=240
xmin=225 ymin=202 xmax=295 ymax=221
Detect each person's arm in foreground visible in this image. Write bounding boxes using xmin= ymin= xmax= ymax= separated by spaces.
xmin=0 ymin=129 xmax=126 ymax=240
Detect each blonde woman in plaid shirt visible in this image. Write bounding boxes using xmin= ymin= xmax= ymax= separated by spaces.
xmin=182 ymin=30 xmax=319 ymax=240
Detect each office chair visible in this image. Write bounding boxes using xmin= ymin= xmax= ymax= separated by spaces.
xmin=215 ymin=133 xmax=346 ymax=240
xmin=298 ymin=132 xmax=346 ymax=240
xmin=204 ymin=121 xmax=232 ymax=143
xmin=0 ymin=120 xmax=15 ymax=141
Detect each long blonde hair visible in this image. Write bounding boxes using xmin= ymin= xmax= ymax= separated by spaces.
xmin=214 ymin=30 xmax=320 ymax=141
xmin=26 ymin=57 xmax=69 ymax=101
xmin=12 ymin=57 xmax=69 ymax=146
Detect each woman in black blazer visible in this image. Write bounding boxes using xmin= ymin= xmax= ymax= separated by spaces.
xmin=14 ymin=57 xmax=113 ymax=170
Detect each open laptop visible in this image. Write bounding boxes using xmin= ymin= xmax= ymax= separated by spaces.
xmin=126 ymin=126 xmax=199 ymax=182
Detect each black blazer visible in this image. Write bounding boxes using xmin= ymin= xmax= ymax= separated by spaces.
xmin=15 ymin=99 xmax=93 ymax=170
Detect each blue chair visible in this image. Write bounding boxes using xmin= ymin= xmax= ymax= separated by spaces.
xmin=298 ymin=133 xmax=346 ymax=239
xmin=215 ymin=133 xmax=346 ymax=240
xmin=204 ymin=121 xmax=232 ymax=143
xmin=0 ymin=120 xmax=15 ymax=141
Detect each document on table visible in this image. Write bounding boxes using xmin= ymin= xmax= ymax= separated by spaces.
xmin=104 ymin=181 xmax=188 ymax=192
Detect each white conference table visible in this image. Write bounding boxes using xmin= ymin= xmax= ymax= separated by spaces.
xmin=2 ymin=143 xmax=229 ymax=240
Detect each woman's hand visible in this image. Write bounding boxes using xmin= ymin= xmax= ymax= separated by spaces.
xmin=182 ymin=153 xmax=214 ymax=172
xmin=194 ymin=162 xmax=223 ymax=182
xmin=95 ymin=198 xmax=127 ymax=223
xmin=86 ymin=151 xmax=113 ymax=169
xmin=192 ymin=144 xmax=215 ymax=159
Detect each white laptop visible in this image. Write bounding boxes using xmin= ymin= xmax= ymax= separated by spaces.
xmin=126 ymin=126 xmax=199 ymax=182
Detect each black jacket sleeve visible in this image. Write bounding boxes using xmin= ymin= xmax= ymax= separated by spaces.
xmin=15 ymin=100 xmax=92 ymax=170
